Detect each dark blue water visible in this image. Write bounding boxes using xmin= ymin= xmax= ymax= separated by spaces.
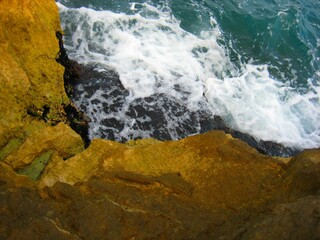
xmin=56 ymin=0 xmax=320 ymax=151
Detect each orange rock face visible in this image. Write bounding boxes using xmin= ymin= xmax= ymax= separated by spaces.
xmin=41 ymin=131 xmax=285 ymax=210
xmin=1 ymin=134 xmax=320 ymax=239
xmin=0 ymin=0 xmax=68 ymax=146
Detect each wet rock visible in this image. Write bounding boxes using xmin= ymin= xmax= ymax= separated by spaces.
xmin=200 ymin=115 xmax=299 ymax=157
xmin=69 ymin=69 xmax=297 ymax=157
xmin=63 ymin=103 xmax=90 ymax=148
xmin=56 ymin=31 xmax=91 ymax=146
xmin=65 ymin=61 xmax=129 ymax=141
xmin=69 ymin=65 xmax=298 ymax=156
xmin=125 ymin=93 xmax=199 ymax=140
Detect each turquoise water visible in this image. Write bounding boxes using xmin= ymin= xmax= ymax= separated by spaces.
xmin=204 ymin=0 xmax=320 ymax=87
xmin=58 ymin=0 xmax=320 ymax=83
xmin=56 ymin=0 xmax=320 ymax=150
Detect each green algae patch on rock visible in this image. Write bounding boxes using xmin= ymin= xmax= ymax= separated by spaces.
xmin=0 ymin=138 xmax=23 ymax=161
xmin=18 ymin=150 xmax=53 ymax=181
xmin=3 ymin=123 xmax=84 ymax=170
xmin=39 ymin=139 xmax=126 ymax=187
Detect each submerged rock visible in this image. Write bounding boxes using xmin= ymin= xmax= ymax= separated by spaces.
xmin=69 ymin=63 xmax=297 ymax=156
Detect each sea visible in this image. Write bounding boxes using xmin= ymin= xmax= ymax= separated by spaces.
xmin=55 ymin=0 xmax=320 ymax=154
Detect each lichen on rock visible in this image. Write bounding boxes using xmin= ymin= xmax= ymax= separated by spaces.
xmin=3 ymin=123 xmax=85 ymax=170
xmin=17 ymin=150 xmax=53 ymax=181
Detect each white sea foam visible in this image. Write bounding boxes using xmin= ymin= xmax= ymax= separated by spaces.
xmin=205 ymin=65 xmax=320 ymax=149
xmin=57 ymin=2 xmax=320 ymax=149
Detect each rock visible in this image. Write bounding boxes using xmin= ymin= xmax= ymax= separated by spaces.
xmin=39 ymin=139 xmax=124 ymax=187
xmin=0 ymin=163 xmax=224 ymax=239
xmin=17 ymin=151 xmax=53 ymax=181
xmin=0 ymin=0 xmax=320 ymax=239
xmin=1 ymin=141 xmax=320 ymax=239
xmin=0 ymin=0 xmax=68 ymax=147
xmin=41 ymin=131 xmax=284 ymax=210
xmin=0 ymin=163 xmax=81 ymax=240
xmin=3 ymin=123 xmax=84 ymax=170
xmin=7 ymin=218 xmax=82 ymax=240
xmin=282 ymin=149 xmax=320 ymax=200
xmin=241 ymin=196 xmax=320 ymax=240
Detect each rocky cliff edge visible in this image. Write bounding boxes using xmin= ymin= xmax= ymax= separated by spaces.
xmin=0 ymin=0 xmax=320 ymax=239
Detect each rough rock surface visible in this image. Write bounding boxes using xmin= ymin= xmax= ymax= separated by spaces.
xmin=3 ymin=123 xmax=84 ymax=170
xmin=1 ymin=137 xmax=320 ymax=239
xmin=0 ymin=0 xmax=320 ymax=240
xmin=41 ymin=131 xmax=284 ymax=210
xmin=0 ymin=0 xmax=68 ymax=147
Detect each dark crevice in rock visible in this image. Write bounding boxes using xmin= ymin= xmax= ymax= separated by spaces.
xmin=55 ymin=31 xmax=90 ymax=148
xmin=41 ymin=105 xmax=50 ymax=120
xmin=63 ymin=103 xmax=90 ymax=148
xmin=108 ymin=171 xmax=193 ymax=196
xmin=26 ymin=104 xmax=51 ymax=123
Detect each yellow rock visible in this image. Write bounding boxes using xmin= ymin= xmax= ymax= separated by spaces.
xmin=0 ymin=0 xmax=68 ymax=147
xmin=40 ymin=129 xmax=320 ymax=212
xmin=282 ymin=149 xmax=320 ymax=200
xmin=40 ymin=131 xmax=286 ymax=210
xmin=0 ymin=1 xmax=320 ymax=238
xmin=3 ymin=123 xmax=84 ymax=170
xmin=40 ymin=139 xmax=125 ymax=187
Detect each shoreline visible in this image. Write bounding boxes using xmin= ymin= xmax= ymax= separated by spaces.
xmin=0 ymin=0 xmax=319 ymax=239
